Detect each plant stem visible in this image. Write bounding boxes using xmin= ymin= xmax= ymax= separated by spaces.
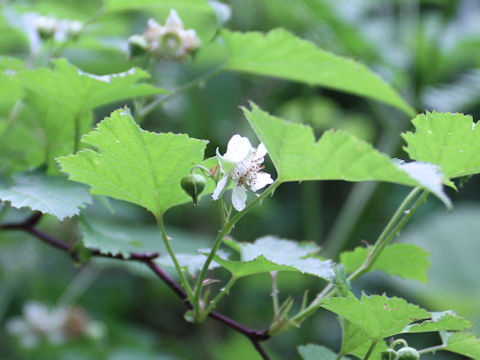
xmin=57 ymin=264 xmax=103 ymax=306
xmin=418 ymin=344 xmax=446 ymax=354
xmin=156 ymin=217 xmax=195 ymax=304
xmin=204 ymin=276 xmax=237 ymax=316
xmin=138 ymin=65 xmax=224 ymax=118
xmin=193 ymin=181 xmax=280 ymax=319
xmin=289 ymin=187 xmax=428 ymax=324
xmin=364 ymin=340 xmax=378 ymax=360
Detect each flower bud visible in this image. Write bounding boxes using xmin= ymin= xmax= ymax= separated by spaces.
xmin=67 ymin=20 xmax=83 ymax=40
xmin=397 ymin=347 xmax=420 ymax=360
xmin=35 ymin=15 xmax=58 ymax=40
xmin=181 ymin=174 xmax=206 ymax=206
xmin=128 ymin=35 xmax=149 ymax=58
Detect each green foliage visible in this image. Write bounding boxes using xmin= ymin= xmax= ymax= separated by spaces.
xmin=4 ymin=59 xmax=166 ymax=172
xmin=443 ymin=332 xmax=480 ymax=359
xmin=222 ymin=29 xmax=414 ymax=115
xmin=402 ymin=111 xmax=480 ymax=178
xmin=321 ymin=294 xmax=430 ymax=340
xmin=0 ymin=172 xmax=91 ymax=220
xmin=403 ymin=311 xmax=471 ymax=333
xmin=339 ymin=321 xmax=388 ymax=360
xmin=58 ymin=108 xmax=211 ymax=217
xmin=340 ymin=244 xmax=431 ymax=282
xmin=212 ymin=236 xmax=334 ymax=280
xmin=243 ymin=103 xmax=450 ymax=207
xmin=298 ymin=344 xmax=347 ymax=360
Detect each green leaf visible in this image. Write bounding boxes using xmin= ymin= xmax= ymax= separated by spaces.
xmin=58 ymin=108 xmax=210 ymax=217
xmin=0 ymin=172 xmax=91 ymax=220
xmin=320 ymin=294 xmax=430 ymax=340
xmin=243 ymin=103 xmax=451 ymax=207
xmin=402 ymin=111 xmax=480 ymax=178
xmin=222 ymin=29 xmax=414 ymax=116
xmin=212 ymin=236 xmax=334 ymax=280
xmin=298 ymin=344 xmax=348 ymax=360
xmin=339 ymin=321 xmax=388 ymax=360
xmin=14 ymin=59 xmax=167 ymax=171
xmin=403 ymin=311 xmax=471 ymax=333
xmin=443 ymin=332 xmax=480 ymax=359
xmin=340 ymin=244 xmax=431 ymax=282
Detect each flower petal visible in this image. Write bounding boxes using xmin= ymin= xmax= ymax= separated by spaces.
xmin=224 ymin=134 xmax=252 ymax=163
xmin=165 ymin=9 xmax=184 ymax=28
xmin=232 ymin=185 xmax=247 ymax=211
xmin=212 ymin=176 xmax=229 ymax=200
xmin=256 ymin=142 xmax=268 ymax=159
xmin=251 ymin=172 xmax=273 ymax=192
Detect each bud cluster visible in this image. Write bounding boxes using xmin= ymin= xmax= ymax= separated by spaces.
xmin=128 ymin=9 xmax=201 ymax=61
xmin=34 ymin=14 xmax=83 ymax=41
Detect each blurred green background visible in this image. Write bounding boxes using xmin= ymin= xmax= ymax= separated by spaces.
xmin=1 ymin=0 xmax=480 ymax=359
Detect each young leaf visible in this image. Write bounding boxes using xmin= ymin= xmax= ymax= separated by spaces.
xmin=403 ymin=311 xmax=471 ymax=333
xmin=223 ymin=29 xmax=414 ymax=116
xmin=340 ymin=244 xmax=431 ymax=282
xmin=15 ymin=59 xmax=167 ymax=171
xmin=320 ymin=294 xmax=430 ymax=340
xmin=57 ymin=108 xmax=209 ymax=217
xmin=298 ymin=344 xmax=348 ymax=360
xmin=211 ymin=236 xmax=334 ymax=280
xmin=443 ymin=332 xmax=480 ymax=359
xmin=243 ymin=103 xmax=450 ymax=207
xmin=0 ymin=172 xmax=91 ymax=220
xmin=402 ymin=112 xmax=480 ymax=178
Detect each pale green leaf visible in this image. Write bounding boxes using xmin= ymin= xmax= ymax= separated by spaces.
xmin=223 ymin=29 xmax=414 ymax=116
xmin=57 ymin=108 xmax=210 ymax=217
xmin=320 ymin=294 xmax=430 ymax=340
xmin=243 ymin=103 xmax=450 ymax=207
xmin=157 ymin=253 xmax=221 ymax=277
xmin=402 ymin=111 xmax=480 ymax=179
xmin=403 ymin=311 xmax=471 ymax=333
xmin=14 ymin=59 xmax=167 ymax=171
xmin=0 ymin=172 xmax=91 ymax=220
xmin=298 ymin=344 xmax=348 ymax=360
xmin=212 ymin=236 xmax=334 ymax=280
xmin=340 ymin=244 xmax=431 ymax=282
xmin=443 ymin=332 xmax=480 ymax=359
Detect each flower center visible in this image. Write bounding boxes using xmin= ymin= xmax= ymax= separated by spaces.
xmin=231 ymin=151 xmax=264 ymax=188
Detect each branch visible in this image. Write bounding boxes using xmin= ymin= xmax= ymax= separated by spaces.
xmin=0 ymin=214 xmax=271 ymax=359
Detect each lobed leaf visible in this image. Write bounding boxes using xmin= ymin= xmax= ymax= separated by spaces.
xmin=223 ymin=29 xmax=414 ymax=115
xmin=58 ymin=108 xmax=210 ymax=217
xmin=243 ymin=103 xmax=450 ymax=207
xmin=339 ymin=321 xmax=388 ymax=360
xmin=320 ymin=294 xmax=430 ymax=340
xmin=212 ymin=236 xmax=334 ymax=280
xmin=340 ymin=243 xmax=431 ymax=282
xmin=12 ymin=59 xmax=166 ymax=171
xmin=0 ymin=172 xmax=91 ymax=220
xmin=402 ymin=111 xmax=480 ymax=179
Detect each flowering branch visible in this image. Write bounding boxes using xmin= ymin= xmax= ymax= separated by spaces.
xmin=0 ymin=213 xmax=271 ymax=360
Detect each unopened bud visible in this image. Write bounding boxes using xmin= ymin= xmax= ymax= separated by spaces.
xmin=181 ymin=174 xmax=206 ymax=206
xmin=128 ymin=35 xmax=149 ymax=58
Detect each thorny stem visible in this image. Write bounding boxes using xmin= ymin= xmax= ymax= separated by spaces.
xmin=0 ymin=213 xmax=272 ymax=360
xmin=289 ymin=187 xmax=428 ymax=325
xmin=193 ymin=181 xmax=280 ymax=319
xmin=137 ymin=65 xmax=224 ymax=118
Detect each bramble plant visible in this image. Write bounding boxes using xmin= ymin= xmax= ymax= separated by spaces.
xmin=1 ymin=1 xmax=480 ymax=359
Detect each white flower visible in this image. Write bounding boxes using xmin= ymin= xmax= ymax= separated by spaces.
xmin=142 ymin=9 xmax=201 ymax=60
xmin=212 ymin=134 xmax=273 ymax=211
